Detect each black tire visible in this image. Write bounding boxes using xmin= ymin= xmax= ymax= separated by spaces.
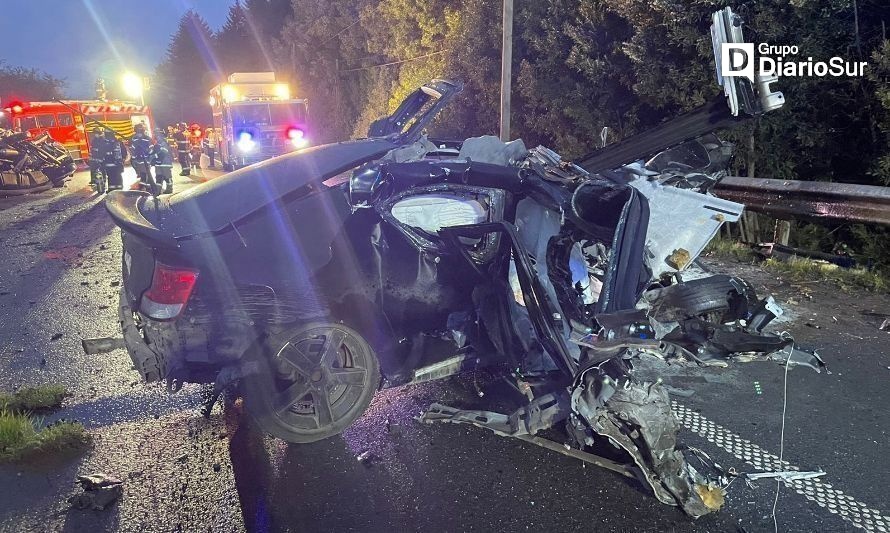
xmin=655 ymin=275 xmax=736 ymax=318
xmin=243 ymin=322 xmax=380 ymax=443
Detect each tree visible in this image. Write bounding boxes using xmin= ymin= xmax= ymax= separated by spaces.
xmin=153 ymin=11 xmax=218 ymax=127
xmin=215 ymin=2 xmax=263 ymax=73
xmin=0 ymin=62 xmax=65 ymax=103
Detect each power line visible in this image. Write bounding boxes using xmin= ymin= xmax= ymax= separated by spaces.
xmin=339 ymin=49 xmax=449 ymax=73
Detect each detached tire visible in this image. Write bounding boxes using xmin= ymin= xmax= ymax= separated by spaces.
xmin=243 ymin=322 xmax=380 ymax=443
xmin=652 ymin=275 xmax=739 ymax=320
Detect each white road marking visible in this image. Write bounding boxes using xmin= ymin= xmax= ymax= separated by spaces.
xmin=672 ymin=402 xmax=890 ymax=532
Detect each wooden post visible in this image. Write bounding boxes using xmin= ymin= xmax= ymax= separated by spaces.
xmin=775 ymin=220 xmax=791 ymax=245
xmin=499 ymin=0 xmax=513 ymax=141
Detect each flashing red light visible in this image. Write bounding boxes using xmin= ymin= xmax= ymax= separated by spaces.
xmin=192 ymin=129 xmax=202 ymax=137
xmin=286 ymin=126 xmax=304 ymax=140
xmin=7 ymin=102 xmax=24 ymax=114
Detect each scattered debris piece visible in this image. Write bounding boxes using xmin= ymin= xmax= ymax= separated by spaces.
xmin=175 ymin=453 xmax=188 ymax=464
xmin=743 ymin=470 xmax=826 ymax=483
xmin=356 ymin=450 xmax=374 ymax=463
xmin=110 ymin=281 xmax=120 ymax=287
xmin=68 ymin=473 xmax=123 ymax=510
xmin=753 ymin=382 xmax=762 ymax=395
xmin=880 ymin=319 xmax=890 ymax=331
xmin=805 ymin=322 xmax=821 ymax=329
xmin=213 ymin=463 xmax=221 ymax=472
xmin=81 ymin=337 xmax=125 ymax=355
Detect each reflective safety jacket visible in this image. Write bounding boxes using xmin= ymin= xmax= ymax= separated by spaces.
xmin=149 ymin=141 xmax=174 ymax=167
xmin=98 ymin=137 xmax=123 ymax=167
xmin=89 ymin=133 xmax=105 ymax=163
xmin=129 ymin=132 xmax=152 ymax=163
xmin=173 ymin=131 xmax=190 ymax=154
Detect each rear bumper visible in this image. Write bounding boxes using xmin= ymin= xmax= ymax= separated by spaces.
xmin=118 ymin=287 xmax=261 ymax=385
xmin=118 ymin=287 xmax=165 ymax=382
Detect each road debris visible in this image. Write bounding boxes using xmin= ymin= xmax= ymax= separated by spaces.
xmin=81 ymin=337 xmax=125 ymax=355
xmin=356 ymin=450 xmax=374 ymax=464
xmin=743 ymin=470 xmax=826 ymax=483
xmin=880 ymin=318 xmax=890 ymax=331
xmin=68 ymin=473 xmax=123 ymax=511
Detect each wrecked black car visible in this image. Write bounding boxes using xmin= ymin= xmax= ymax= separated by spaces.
xmin=103 ymin=8 xmax=821 ymax=517
xmin=1 ymin=127 xmax=76 ymax=195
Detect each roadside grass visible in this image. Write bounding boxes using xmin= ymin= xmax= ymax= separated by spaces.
xmin=763 ymin=257 xmax=889 ymax=292
xmin=0 ymin=385 xmax=91 ymax=462
xmin=704 ymin=238 xmax=889 ymax=292
xmin=703 ymin=238 xmax=756 ymax=262
xmin=0 ymin=384 xmax=67 ymax=412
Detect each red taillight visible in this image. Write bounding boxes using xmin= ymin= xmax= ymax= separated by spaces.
xmin=141 ymin=263 xmax=198 ymax=320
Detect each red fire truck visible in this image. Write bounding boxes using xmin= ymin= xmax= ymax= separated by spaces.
xmin=209 ymin=72 xmax=309 ymax=170
xmin=3 ymin=100 xmax=154 ymax=163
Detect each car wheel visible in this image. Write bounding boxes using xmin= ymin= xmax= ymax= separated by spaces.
xmin=652 ymin=274 xmax=753 ymax=324
xmin=243 ymin=322 xmax=380 ymax=443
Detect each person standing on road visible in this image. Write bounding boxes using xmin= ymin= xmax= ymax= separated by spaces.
xmin=101 ymin=129 xmax=124 ymax=190
xmin=128 ymin=123 xmax=152 ymax=189
xmin=203 ymin=127 xmax=217 ymax=169
xmin=88 ymin=126 xmax=105 ymax=187
xmin=188 ymin=124 xmax=203 ymax=171
xmin=174 ymin=122 xmax=191 ymax=176
xmin=149 ymin=128 xmax=174 ymax=194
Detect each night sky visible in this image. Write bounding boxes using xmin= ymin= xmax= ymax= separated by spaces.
xmin=1 ymin=0 xmax=233 ymax=98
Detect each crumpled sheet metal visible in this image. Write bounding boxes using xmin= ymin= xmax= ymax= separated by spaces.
xmin=419 ymin=392 xmax=570 ymax=437
xmin=572 ymin=366 xmax=720 ymax=517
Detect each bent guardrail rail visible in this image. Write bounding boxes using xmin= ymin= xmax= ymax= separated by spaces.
xmin=712 ymin=176 xmax=890 ymax=226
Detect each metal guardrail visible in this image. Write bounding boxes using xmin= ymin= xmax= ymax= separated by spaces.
xmin=712 ymin=176 xmax=890 ymax=226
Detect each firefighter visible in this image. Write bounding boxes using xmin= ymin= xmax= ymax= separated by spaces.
xmin=188 ymin=124 xmax=203 ymax=170
xmin=88 ymin=126 xmax=105 ymax=187
xmin=128 ymin=123 xmax=152 ymax=189
xmin=204 ymin=127 xmax=218 ymax=169
xmin=101 ymin=128 xmax=124 ymax=190
xmin=173 ymin=122 xmax=191 ymax=176
xmin=149 ymin=128 xmax=174 ymax=195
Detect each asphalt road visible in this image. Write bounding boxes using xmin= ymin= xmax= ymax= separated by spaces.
xmin=0 ymin=168 xmax=888 ymax=532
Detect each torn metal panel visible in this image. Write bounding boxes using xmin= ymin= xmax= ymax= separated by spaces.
xmin=570 ymin=363 xmax=719 ymax=517
xmin=419 ymin=392 xmax=570 ymax=437
xmin=629 ymin=177 xmax=742 ymax=278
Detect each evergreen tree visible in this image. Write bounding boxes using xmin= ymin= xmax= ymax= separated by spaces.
xmin=153 ymin=11 xmax=218 ymax=127
xmin=0 ymin=62 xmax=65 ymax=103
xmin=216 ymin=2 xmax=263 ymax=73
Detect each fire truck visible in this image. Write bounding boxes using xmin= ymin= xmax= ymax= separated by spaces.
xmin=209 ymin=72 xmax=309 ymax=170
xmin=3 ymin=100 xmax=154 ymax=163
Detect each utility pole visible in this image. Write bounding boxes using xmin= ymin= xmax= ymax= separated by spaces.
xmin=499 ymin=0 xmax=513 ymax=141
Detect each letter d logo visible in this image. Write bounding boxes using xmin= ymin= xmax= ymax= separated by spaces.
xmin=721 ymin=43 xmax=755 ymax=83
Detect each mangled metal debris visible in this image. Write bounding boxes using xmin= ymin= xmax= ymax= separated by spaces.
xmin=68 ymin=473 xmax=123 ymax=511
